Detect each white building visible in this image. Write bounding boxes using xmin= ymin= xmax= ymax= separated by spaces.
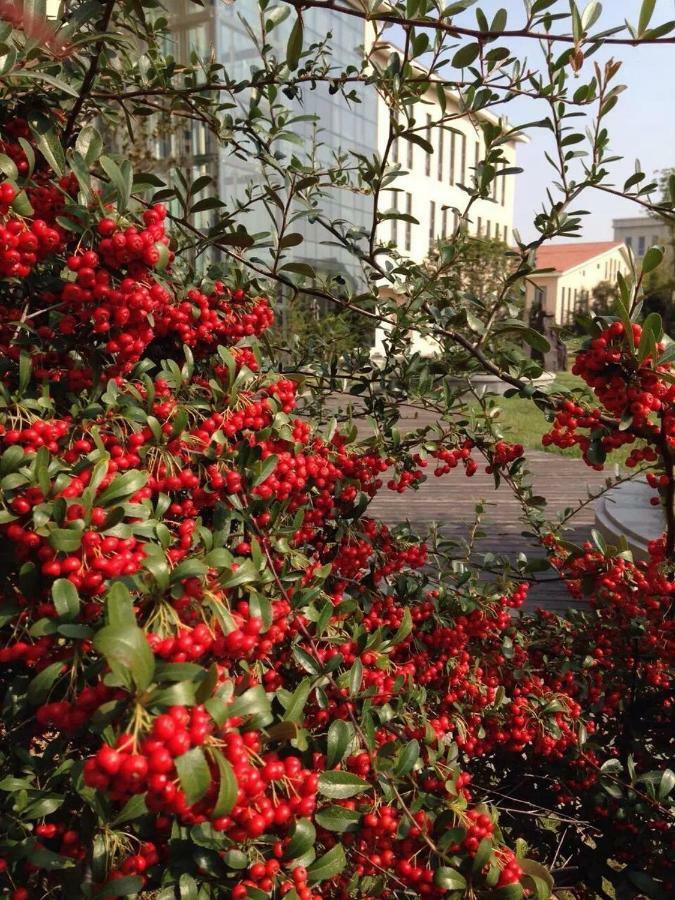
xmin=375 ymin=48 xmax=522 ymax=262
xmin=372 ymin=46 xmax=523 ymax=356
xmin=613 ymin=216 xmax=668 ymax=259
xmin=525 ymin=241 xmax=631 ymax=325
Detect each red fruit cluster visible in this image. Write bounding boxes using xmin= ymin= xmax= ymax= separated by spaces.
xmin=544 ymin=320 xmax=674 ymax=470
xmin=0 ymin=214 xmax=63 ymax=277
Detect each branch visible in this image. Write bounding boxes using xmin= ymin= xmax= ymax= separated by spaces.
xmin=285 ymin=1 xmax=675 ymax=47
xmin=62 ymin=0 xmax=117 ymax=147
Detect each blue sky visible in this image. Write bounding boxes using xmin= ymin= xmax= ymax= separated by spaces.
xmin=401 ymin=0 xmax=675 ymax=241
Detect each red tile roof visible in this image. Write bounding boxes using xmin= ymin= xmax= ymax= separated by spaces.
xmin=536 ymin=241 xmax=623 ymax=273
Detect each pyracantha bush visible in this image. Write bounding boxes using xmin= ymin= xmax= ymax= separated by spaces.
xmin=0 ymin=113 xmax=570 ymax=900
xmin=0 ymin=43 xmax=673 ymax=900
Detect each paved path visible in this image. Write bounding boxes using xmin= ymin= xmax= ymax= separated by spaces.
xmin=369 ymin=448 xmax=613 ymax=611
xmin=311 ymin=399 xmax=616 ymax=611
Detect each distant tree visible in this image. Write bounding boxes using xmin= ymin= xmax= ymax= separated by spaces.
xmin=426 ymin=235 xmax=518 ymax=308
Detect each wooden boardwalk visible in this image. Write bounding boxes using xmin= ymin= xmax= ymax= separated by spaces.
xmin=315 ymin=400 xmax=615 ymax=611
xmin=369 ymin=449 xmax=612 ymax=611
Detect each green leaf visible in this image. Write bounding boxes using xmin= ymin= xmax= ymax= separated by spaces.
xmin=307 ymin=843 xmax=346 ymax=884
xmin=100 ymin=155 xmax=132 ymax=210
xmin=394 ymin=739 xmax=419 ymax=776
xmin=52 ymin=579 xmax=80 ymax=621
xmin=112 ymin=794 xmax=148 ymax=825
xmin=11 ymin=189 xmax=33 ymax=216
xmin=1 ymin=445 xmax=25 ymax=476
xmin=638 ymin=0 xmax=657 ymax=35
xmin=252 ymin=454 xmax=279 ymax=487
xmin=286 ymin=14 xmax=304 ymax=70
xmin=175 ymin=747 xmax=211 ymax=805
xmin=97 ymin=470 xmax=148 ymax=506
xmin=641 ymin=244 xmax=663 ymax=274
xmin=27 ymin=661 xmax=63 ymax=705
xmin=282 ymin=678 xmax=313 ymax=723
xmin=518 ymin=859 xmax=553 ymax=900
xmin=285 ymin=818 xmax=316 ymax=860
xmin=23 ymin=795 xmax=65 ymax=819
xmin=326 ymin=720 xmax=354 ymax=768
xmin=211 ymin=748 xmax=238 ymax=817
xmin=581 ymin=1 xmax=602 ymax=31
xmin=220 ymin=559 xmax=259 ymax=589
xmin=19 ymin=351 xmax=32 ymax=393
xmin=491 ymin=8 xmax=507 ymax=33
xmin=104 ymin=582 xmax=136 ymax=628
xmin=171 ymin=558 xmax=209 ymax=581
xmin=93 ymin=623 xmax=155 ymax=692
xmin=658 ymin=768 xmax=675 ymax=800
xmin=31 ymin=122 xmax=66 ymax=176
xmin=318 ymin=771 xmax=371 ymax=799
xmin=343 ymin=662 xmax=362 ymax=702
xmin=390 ymin=608 xmax=413 ymax=645
xmin=292 ymin=645 xmax=322 ymax=675
xmin=76 ymin=125 xmax=103 ymax=166
xmin=434 ymin=867 xmax=467 ymax=890
xmin=452 ymin=42 xmax=480 ymax=68
xmin=149 ymin=680 xmax=197 ymax=709
xmin=227 ymin=685 xmax=272 ymax=725
xmin=48 ymin=527 xmax=83 ymax=553
xmin=0 ymin=152 xmax=18 ymax=180
xmin=15 ymin=70 xmax=80 ymax=98
xmin=314 ymin=806 xmax=361 ymax=833
xmin=472 ymin=836 xmax=493 ymax=872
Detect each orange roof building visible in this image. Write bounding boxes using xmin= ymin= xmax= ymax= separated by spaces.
xmin=525 ymin=240 xmax=631 ymax=325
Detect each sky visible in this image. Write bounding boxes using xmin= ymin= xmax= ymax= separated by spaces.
xmin=436 ymin=0 xmax=675 ymax=242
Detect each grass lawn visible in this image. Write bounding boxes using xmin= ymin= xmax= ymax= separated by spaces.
xmin=472 ymin=371 xmax=631 ymax=468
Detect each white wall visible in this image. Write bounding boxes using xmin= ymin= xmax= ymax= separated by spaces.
xmin=373 ymin=88 xmax=519 ymax=357
xmin=525 ymin=246 xmax=631 ymax=325
xmin=377 ymin=97 xmax=518 ymax=263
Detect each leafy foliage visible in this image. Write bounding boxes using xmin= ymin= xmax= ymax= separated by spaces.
xmin=0 ymin=2 xmax=672 ymax=900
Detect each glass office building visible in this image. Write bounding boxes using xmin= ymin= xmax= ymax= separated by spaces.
xmin=164 ymin=1 xmax=378 ymax=284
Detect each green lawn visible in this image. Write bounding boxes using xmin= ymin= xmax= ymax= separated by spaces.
xmin=472 ymin=371 xmax=631 ymax=468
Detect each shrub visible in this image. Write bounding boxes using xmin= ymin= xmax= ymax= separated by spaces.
xmin=0 ymin=4 xmax=672 ymax=900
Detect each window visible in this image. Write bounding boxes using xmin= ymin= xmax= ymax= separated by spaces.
xmin=405 ymin=193 xmax=412 ymax=252
xmin=501 ymin=165 xmax=507 ymax=206
xmin=407 ymin=136 xmax=413 ymax=170
xmin=460 ymin=133 xmax=467 ymax=184
xmin=494 ymin=223 xmax=500 ymax=241
xmin=425 ymin=115 xmax=432 ymax=177
xmin=486 ymin=220 xmax=491 ymax=238
xmin=186 ymin=24 xmax=208 ymax=57
xmin=391 ymin=112 xmax=399 ymax=164
xmin=191 ymin=122 xmax=207 ymax=156
xmin=390 ymin=190 xmax=398 ymax=243
xmin=437 ymin=129 xmax=444 ymax=181
xmin=638 ymin=235 xmax=646 ymax=256
xmin=429 ymin=201 xmax=436 ymax=251
xmin=503 ymin=225 xmax=508 ymax=245
xmin=475 ymin=139 xmax=480 ymax=170
xmin=449 ymin=130 xmax=456 ymax=185
xmin=625 ymin=236 xmax=633 ymax=250
xmin=442 ymin=207 xmax=448 ymax=238
xmin=477 ymin=216 xmax=482 ymax=236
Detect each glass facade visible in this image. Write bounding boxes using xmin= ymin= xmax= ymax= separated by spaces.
xmin=212 ymin=1 xmax=378 ymax=282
